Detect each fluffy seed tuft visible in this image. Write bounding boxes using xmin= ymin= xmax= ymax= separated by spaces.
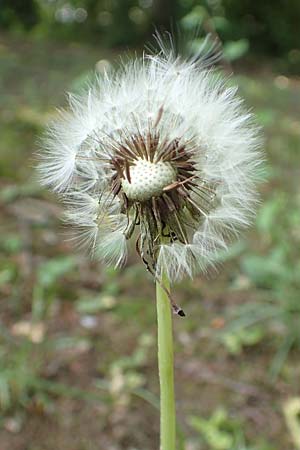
xmin=37 ymin=35 xmax=263 ymax=290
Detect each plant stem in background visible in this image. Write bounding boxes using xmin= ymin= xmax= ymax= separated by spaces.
xmin=156 ymin=272 xmax=176 ymax=450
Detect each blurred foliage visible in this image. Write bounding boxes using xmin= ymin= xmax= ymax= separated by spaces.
xmin=1 ymin=0 xmax=300 ymax=71
xmin=283 ymin=398 xmax=300 ymax=450
xmin=0 ymin=0 xmax=40 ymax=30
xmin=0 ymin=6 xmax=300 ymax=447
xmin=219 ymin=160 xmax=300 ymax=376
xmin=189 ymin=408 xmax=275 ymax=450
xmin=219 ymin=325 xmax=265 ymax=356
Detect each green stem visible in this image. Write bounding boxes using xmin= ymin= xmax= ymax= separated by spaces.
xmin=156 ymin=271 xmax=176 ymax=450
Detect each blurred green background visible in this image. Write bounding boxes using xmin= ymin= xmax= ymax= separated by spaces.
xmin=0 ymin=1 xmax=300 ymax=450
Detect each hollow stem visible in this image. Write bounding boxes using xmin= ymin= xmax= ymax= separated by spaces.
xmin=156 ymin=271 xmax=176 ymax=450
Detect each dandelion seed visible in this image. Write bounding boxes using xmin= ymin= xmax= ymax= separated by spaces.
xmin=37 ymin=34 xmax=262 ymax=311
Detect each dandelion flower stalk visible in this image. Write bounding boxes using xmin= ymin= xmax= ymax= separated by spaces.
xmin=37 ymin=32 xmax=262 ymax=448
xmin=156 ymin=268 xmax=176 ymax=450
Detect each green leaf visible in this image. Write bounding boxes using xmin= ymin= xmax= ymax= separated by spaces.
xmin=223 ymin=39 xmax=249 ymax=61
xmin=37 ymin=256 xmax=76 ymax=287
xmin=241 ymin=248 xmax=291 ymax=288
xmin=180 ymin=6 xmax=207 ymax=30
xmin=75 ymin=295 xmax=116 ymax=314
xmin=256 ymin=195 xmax=284 ymax=234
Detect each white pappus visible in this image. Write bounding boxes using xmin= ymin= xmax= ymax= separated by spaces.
xmin=37 ymin=34 xmax=263 ymax=307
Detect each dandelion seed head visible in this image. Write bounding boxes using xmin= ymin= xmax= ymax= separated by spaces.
xmin=37 ymin=33 xmax=263 ymax=283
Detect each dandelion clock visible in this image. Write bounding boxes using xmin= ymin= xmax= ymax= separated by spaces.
xmin=37 ymin=34 xmax=262 ymax=450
